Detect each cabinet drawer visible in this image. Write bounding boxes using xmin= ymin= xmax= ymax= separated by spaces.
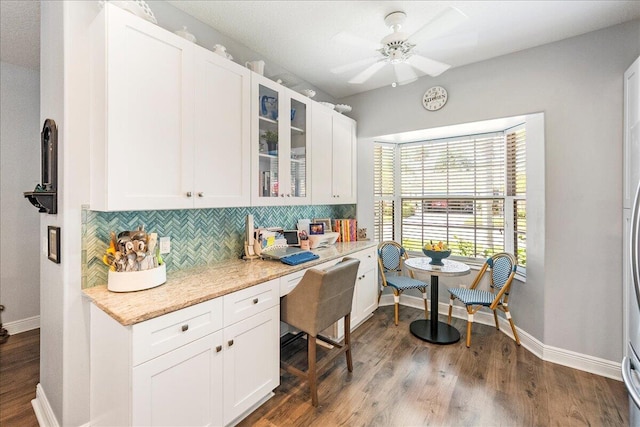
xmin=132 ymin=297 xmax=223 ymax=366
xmin=280 ymin=270 xmax=306 ymax=297
xmin=224 ymin=279 xmax=279 ymax=326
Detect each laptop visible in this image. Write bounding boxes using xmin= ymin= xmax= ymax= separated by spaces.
xmin=261 ymin=230 xmax=304 ymax=260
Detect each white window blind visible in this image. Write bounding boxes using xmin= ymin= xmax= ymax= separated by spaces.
xmin=400 ymin=132 xmax=508 ymax=259
xmin=374 ymin=144 xmax=395 ymax=241
xmin=507 ymin=128 xmax=526 ymax=267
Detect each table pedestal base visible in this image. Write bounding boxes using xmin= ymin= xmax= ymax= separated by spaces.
xmin=410 ymin=319 xmax=461 ymax=345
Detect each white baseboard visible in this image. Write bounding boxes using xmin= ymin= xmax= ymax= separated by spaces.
xmin=378 ymin=294 xmax=621 ymax=381
xmin=32 ymin=383 xmax=60 ymax=427
xmin=4 ymin=315 xmax=40 ymax=335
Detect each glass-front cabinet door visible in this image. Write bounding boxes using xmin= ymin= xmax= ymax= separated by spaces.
xmin=251 ymin=74 xmax=310 ymax=205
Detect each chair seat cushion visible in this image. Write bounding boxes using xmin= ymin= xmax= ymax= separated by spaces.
xmin=386 ymin=276 xmax=428 ymax=291
xmin=448 ymin=287 xmax=495 ymax=306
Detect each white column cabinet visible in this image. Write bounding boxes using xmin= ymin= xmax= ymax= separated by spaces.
xmin=90 ymin=3 xmax=250 ymax=211
xmin=311 ymin=104 xmax=357 ymax=205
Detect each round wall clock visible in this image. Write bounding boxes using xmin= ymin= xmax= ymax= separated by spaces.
xmin=422 ymin=86 xmax=448 ymax=111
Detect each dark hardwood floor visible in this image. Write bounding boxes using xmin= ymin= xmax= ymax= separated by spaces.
xmin=0 ymin=328 xmax=39 ymax=427
xmin=241 ymin=306 xmax=629 ymax=427
xmin=0 ymin=308 xmax=629 ymax=426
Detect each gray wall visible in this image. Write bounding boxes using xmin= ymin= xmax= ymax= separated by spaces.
xmin=0 ymin=62 xmax=40 ymax=330
xmin=346 ymin=19 xmax=640 ymax=362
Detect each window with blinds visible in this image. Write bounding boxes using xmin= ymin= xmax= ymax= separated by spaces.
xmin=373 ymin=126 xmax=526 ymax=268
xmin=373 ymin=144 xmax=395 ymax=241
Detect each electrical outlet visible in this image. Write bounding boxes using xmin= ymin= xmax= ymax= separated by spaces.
xmin=159 ymin=236 xmax=171 ymax=254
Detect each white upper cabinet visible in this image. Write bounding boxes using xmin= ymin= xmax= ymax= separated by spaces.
xmin=311 ymin=104 xmax=357 ymax=205
xmin=193 ymin=47 xmax=251 ymax=208
xmin=251 ymin=74 xmax=311 ymax=205
xmin=90 ymin=4 xmax=250 ymax=211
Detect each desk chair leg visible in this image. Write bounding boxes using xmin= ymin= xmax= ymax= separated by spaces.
xmin=421 ymin=288 xmax=429 ymax=320
xmin=308 ymin=335 xmax=318 ymax=407
xmin=344 ymin=314 xmax=353 ymax=372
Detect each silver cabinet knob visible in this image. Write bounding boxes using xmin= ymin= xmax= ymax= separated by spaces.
xmin=253 ymin=298 xmax=259 ymax=304
xmin=216 ymin=345 xmax=222 ymax=353
xmin=186 ymin=192 xmax=192 ymax=197
xmin=181 ymin=324 xmax=189 ymax=332
xmin=228 ymin=339 xmax=234 ymax=347
xmin=198 ymin=192 xmax=204 ymax=197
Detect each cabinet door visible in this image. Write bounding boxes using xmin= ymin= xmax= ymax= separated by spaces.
xmin=223 ymin=306 xmax=280 ymax=425
xmin=100 ymin=4 xmax=195 ymax=210
xmin=331 ymin=114 xmax=357 ymax=203
xmin=132 ymin=331 xmax=224 ymax=427
xmin=356 ymin=266 xmax=379 ymax=322
xmin=624 ymin=57 xmax=640 ymax=209
xmin=311 ymin=104 xmax=335 ymax=205
xmin=252 ymin=76 xmax=288 ymax=205
xmin=194 ymin=48 xmax=251 ymax=208
xmin=287 ymin=90 xmax=312 ymax=204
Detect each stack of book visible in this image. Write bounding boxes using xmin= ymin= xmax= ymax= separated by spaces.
xmin=334 ymin=219 xmax=357 ymax=242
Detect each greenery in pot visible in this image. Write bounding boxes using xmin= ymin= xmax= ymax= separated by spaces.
xmin=263 ymin=130 xmax=278 ymax=153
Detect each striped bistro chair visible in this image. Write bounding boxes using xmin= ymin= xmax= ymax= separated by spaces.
xmin=377 ymin=241 xmax=429 ymax=326
xmin=447 ymin=252 xmax=520 ymax=347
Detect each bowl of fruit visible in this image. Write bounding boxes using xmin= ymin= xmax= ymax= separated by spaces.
xmin=422 ymin=241 xmax=451 ymax=266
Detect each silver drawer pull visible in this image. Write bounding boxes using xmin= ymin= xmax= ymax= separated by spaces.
xmin=253 ymin=298 xmax=259 ymax=304
xmin=228 ymin=339 xmax=234 ymax=347
xmin=181 ymin=324 xmax=189 ymax=332
xmin=216 ymin=345 xmax=222 ymax=353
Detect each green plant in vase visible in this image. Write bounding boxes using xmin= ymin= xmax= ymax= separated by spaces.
xmin=264 ymin=130 xmax=278 ymax=154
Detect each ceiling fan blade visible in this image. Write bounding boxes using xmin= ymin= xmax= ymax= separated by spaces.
xmin=423 ymin=32 xmax=478 ymax=52
xmin=407 ymin=55 xmax=450 ymax=77
xmin=409 ymin=6 xmax=468 ymax=42
xmin=348 ymin=61 xmax=387 ymax=84
xmin=331 ymin=31 xmax=382 ymax=51
xmin=330 ymin=56 xmax=380 ymax=74
xmin=393 ymin=63 xmax=418 ymax=85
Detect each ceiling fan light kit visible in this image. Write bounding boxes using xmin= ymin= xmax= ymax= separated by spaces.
xmin=333 ymin=7 xmax=473 ymax=87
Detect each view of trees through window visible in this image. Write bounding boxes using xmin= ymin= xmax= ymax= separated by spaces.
xmin=374 ymin=125 xmax=526 ymax=268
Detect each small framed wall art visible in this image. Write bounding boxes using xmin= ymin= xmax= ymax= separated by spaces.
xmin=48 ymin=226 xmax=61 ymax=264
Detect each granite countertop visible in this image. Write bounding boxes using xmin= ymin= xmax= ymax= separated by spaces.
xmin=83 ymin=241 xmax=377 ymax=326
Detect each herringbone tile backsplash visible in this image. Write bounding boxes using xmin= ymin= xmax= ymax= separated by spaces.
xmin=83 ymin=205 xmax=356 ymax=288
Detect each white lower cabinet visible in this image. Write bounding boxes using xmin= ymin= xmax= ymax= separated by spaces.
xmin=132 ymin=331 xmax=224 ymax=427
xmin=223 ymin=306 xmax=280 ymax=425
xmin=90 ymin=280 xmax=280 ymax=427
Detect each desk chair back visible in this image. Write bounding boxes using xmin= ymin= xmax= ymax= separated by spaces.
xmin=280 ymin=257 xmax=360 ymax=406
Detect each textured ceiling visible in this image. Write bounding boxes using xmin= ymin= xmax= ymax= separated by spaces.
xmin=1 ymin=1 xmax=639 ymax=98
xmin=166 ymin=1 xmax=640 ymax=98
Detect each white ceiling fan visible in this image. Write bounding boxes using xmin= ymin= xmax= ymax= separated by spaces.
xmin=331 ymin=7 xmax=476 ymax=86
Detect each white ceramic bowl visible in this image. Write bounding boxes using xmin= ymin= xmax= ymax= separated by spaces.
xmin=300 ymin=89 xmax=316 ymax=98
xmin=334 ymin=104 xmax=352 ymax=114
xmin=319 ymin=102 xmax=335 ymax=110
